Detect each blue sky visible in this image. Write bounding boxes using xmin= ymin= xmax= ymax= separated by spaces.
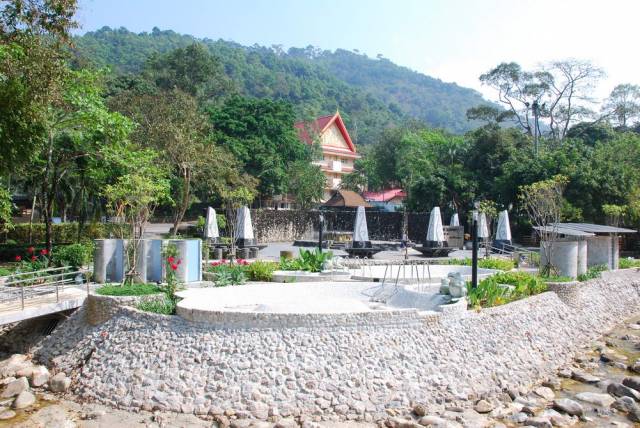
xmin=75 ymin=0 xmax=639 ymax=100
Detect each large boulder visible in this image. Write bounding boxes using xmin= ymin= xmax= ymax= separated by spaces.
xmin=49 ymin=372 xmax=71 ymax=393
xmin=608 ymin=382 xmax=640 ymax=401
xmin=30 ymin=366 xmax=50 ymax=388
xmin=0 ymin=377 xmax=29 ymax=398
xmin=623 ymin=377 xmax=640 ymax=393
xmin=575 ymin=392 xmax=615 ymax=407
xmin=13 ymin=390 xmax=36 ymax=409
xmin=0 ymin=355 xmax=31 ymax=378
xmin=553 ymin=398 xmax=584 ymax=416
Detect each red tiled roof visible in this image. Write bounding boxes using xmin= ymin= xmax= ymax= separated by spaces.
xmin=294 ymin=112 xmax=356 ymax=153
xmin=362 ymin=188 xmax=407 ymax=202
xmin=323 ymin=189 xmax=372 ymax=208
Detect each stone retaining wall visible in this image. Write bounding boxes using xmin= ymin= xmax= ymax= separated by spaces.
xmin=85 ymin=293 xmax=166 ymax=325
xmin=32 ymin=270 xmax=640 ymax=423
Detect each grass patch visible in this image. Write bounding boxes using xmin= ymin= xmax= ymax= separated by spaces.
xmin=95 ymin=283 xmax=162 ymax=296
xmin=437 ymin=257 xmax=515 ymax=271
xmin=539 ymin=275 xmax=574 ymax=283
xmin=136 ymin=298 xmax=176 ymax=315
xmin=620 ymin=258 xmax=640 ymax=269
xmin=577 ymin=264 xmax=608 ymax=282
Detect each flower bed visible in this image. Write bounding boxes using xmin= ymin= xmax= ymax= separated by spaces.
xmin=95 ymin=283 xmax=162 ymax=296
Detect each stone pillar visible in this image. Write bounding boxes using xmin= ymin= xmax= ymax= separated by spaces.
xmin=587 ymin=236 xmax=613 ymax=269
xmin=577 ymin=239 xmax=588 ymax=276
xmin=540 ymin=239 xmax=578 ymax=278
xmin=135 ymin=239 xmax=163 ymax=284
xmin=93 ymin=239 xmax=125 ymax=283
xmin=168 ymin=239 xmax=202 ymax=283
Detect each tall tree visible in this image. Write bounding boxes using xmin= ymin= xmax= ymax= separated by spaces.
xmin=603 ymin=84 xmax=640 ymax=128
xmin=478 ymin=60 xmax=604 ymax=141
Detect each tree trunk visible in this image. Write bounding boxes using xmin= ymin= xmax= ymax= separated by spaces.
xmin=171 ymin=168 xmax=191 ymax=237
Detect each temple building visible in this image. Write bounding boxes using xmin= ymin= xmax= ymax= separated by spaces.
xmin=295 ymin=112 xmax=360 ymax=201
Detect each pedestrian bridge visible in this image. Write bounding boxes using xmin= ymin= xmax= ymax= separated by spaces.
xmin=0 ymin=267 xmax=88 ymax=325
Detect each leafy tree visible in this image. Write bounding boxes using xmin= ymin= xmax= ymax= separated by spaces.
xmin=603 ymin=84 xmax=640 ymax=128
xmin=0 ymin=0 xmax=78 ymax=174
xmin=478 ymin=60 xmax=604 ymax=140
xmin=208 ymin=96 xmax=310 ymax=199
xmin=287 ymin=161 xmax=325 ymax=209
xmin=519 ymin=175 xmax=569 ymax=275
xmin=103 ymin=144 xmax=171 ymax=283
xmin=144 ymin=42 xmax=233 ymax=102
xmin=35 ymin=69 xmax=132 ymax=253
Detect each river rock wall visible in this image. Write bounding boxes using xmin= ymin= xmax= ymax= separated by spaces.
xmin=32 ymin=270 xmax=640 ymax=423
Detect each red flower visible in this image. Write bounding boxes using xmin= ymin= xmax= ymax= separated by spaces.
xmin=40 ymin=249 xmax=48 ymax=256
xmin=14 ymin=255 xmax=21 ymax=262
xmin=211 ymin=261 xmax=220 ymax=267
xmin=167 ymin=256 xmax=175 ymax=263
xmin=170 ymin=263 xmax=178 ymax=271
xmin=27 ymin=246 xmax=35 ymax=254
xmin=31 ymin=255 xmax=37 ymax=262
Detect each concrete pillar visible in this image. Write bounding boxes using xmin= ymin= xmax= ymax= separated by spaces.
xmin=577 ymin=239 xmax=588 ymax=276
xmin=93 ymin=239 xmax=125 ymax=283
xmin=540 ymin=240 xmax=578 ymax=278
xmin=587 ymin=236 xmax=613 ymax=269
xmin=135 ymin=239 xmax=163 ymax=283
xmin=612 ymin=236 xmax=620 ymax=270
xmin=167 ymin=239 xmax=202 ymax=283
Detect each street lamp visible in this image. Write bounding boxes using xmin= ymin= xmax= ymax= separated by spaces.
xmin=472 ymin=203 xmax=479 ymax=289
xmin=318 ymin=212 xmax=325 ymax=252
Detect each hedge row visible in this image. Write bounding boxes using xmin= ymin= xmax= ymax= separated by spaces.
xmin=5 ymin=222 xmax=130 ymax=244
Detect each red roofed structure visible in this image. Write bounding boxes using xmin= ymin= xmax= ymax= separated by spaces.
xmin=362 ymin=188 xmax=407 ymax=212
xmin=294 ymin=112 xmax=360 ymax=201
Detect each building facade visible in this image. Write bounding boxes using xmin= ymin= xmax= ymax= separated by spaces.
xmin=295 ymin=112 xmax=360 ymax=201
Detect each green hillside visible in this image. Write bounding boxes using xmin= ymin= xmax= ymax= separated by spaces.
xmin=73 ymin=27 xmax=488 ymax=140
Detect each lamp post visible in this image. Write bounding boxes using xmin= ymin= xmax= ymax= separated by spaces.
xmin=318 ymin=212 xmax=325 ymax=253
xmin=472 ymin=207 xmax=479 ymax=289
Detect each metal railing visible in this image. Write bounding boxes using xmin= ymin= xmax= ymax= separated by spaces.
xmin=479 ymin=242 xmax=539 ymax=267
xmin=0 ymin=266 xmax=87 ymax=311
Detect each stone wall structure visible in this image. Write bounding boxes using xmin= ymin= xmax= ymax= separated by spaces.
xmin=33 ymin=269 xmax=640 ymax=423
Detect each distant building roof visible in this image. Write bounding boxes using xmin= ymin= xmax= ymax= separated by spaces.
xmin=294 ymin=111 xmax=357 ymax=154
xmin=534 ymin=226 xmax=595 ymax=237
xmin=552 ymin=223 xmax=636 ymax=234
xmin=363 ymin=188 xmax=407 ymax=203
xmin=323 ymin=189 xmax=371 ymax=208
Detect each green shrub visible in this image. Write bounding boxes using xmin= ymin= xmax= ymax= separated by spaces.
xmin=619 ymin=258 xmax=640 ymax=269
xmin=136 ymin=297 xmax=176 ymax=315
xmin=207 ymin=261 xmax=247 ymax=286
xmin=437 ymin=257 xmax=515 ymax=271
xmin=96 ymin=283 xmax=161 ymax=296
xmin=467 ymin=271 xmax=547 ymax=309
xmin=52 ymin=242 xmax=94 ymax=268
xmin=279 ymin=248 xmax=333 ymax=273
xmin=540 ymin=275 xmax=574 ymax=283
xmin=246 ymin=260 xmax=278 ymax=281
xmin=0 ymin=267 xmax=12 ymax=277
xmin=577 ymin=264 xmax=608 ymax=282
xmin=5 ymin=222 xmax=129 ymax=244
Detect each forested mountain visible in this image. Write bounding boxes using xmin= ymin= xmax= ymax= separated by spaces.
xmin=72 ymin=27 xmax=488 ymax=141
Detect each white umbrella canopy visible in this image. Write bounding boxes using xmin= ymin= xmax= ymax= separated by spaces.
xmin=450 ymin=213 xmax=460 ymax=227
xmin=353 ymin=206 xmax=369 ymax=242
xmin=495 ymin=210 xmax=512 ymax=241
xmin=426 ymin=207 xmax=445 ymax=242
xmin=477 ymin=212 xmax=490 ymax=239
xmin=204 ymin=207 xmax=219 ymax=239
xmin=236 ymin=206 xmax=254 ymax=240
